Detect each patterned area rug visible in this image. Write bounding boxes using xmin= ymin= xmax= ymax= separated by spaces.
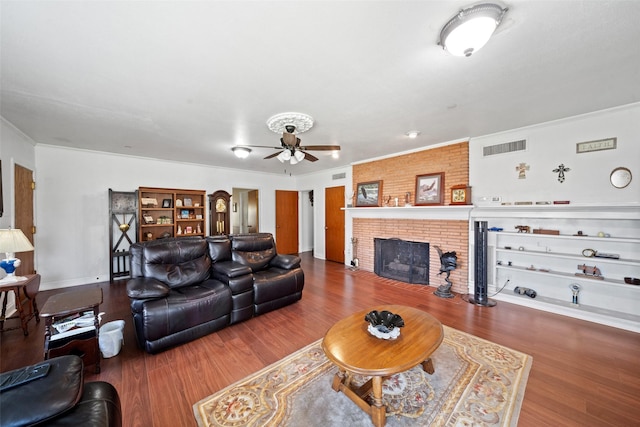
xmin=194 ymin=326 xmax=532 ymax=427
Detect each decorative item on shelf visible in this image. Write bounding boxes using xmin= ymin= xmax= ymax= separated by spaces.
xmin=162 ymin=199 xmax=172 ymax=208
xmin=185 ymin=226 xmax=193 ymax=234
xmin=181 ymin=210 xmax=189 ymax=219
xmin=532 ymin=228 xmax=559 ymax=235
xmin=434 ymin=246 xmax=457 ymax=299
xmin=404 ymin=192 xmax=412 ymax=207
xmin=576 ymin=264 xmax=604 ymax=280
xmin=364 ymin=310 xmax=404 ymax=340
xmin=175 ymin=199 xmax=183 ymax=207
xmin=597 ymin=231 xmax=611 ymax=238
xmin=141 ymin=198 xmax=157 ymax=208
xmin=346 ymin=191 xmax=354 ymax=208
xmin=415 ymin=172 xmax=444 ymax=205
xmin=197 ymin=224 xmax=201 ymax=234
xmin=573 ymin=231 xmax=587 ymax=237
xmin=146 ymin=232 xmax=153 ymax=240
xmin=516 ymin=163 xmax=529 ymax=179
xmin=183 ymin=198 xmax=193 ymax=207
xmin=553 ymin=200 xmax=571 ymax=204
xmin=552 ymin=163 xmax=571 ymax=183
xmin=514 ymin=286 xmax=537 ymax=298
xmin=515 ymin=225 xmax=530 ymax=233
xmin=383 ymin=195 xmax=392 ymax=207
xmin=177 ymin=225 xmax=182 ymax=235
xmin=0 ymin=228 xmax=34 ymax=281
xmin=514 ymin=201 xmax=533 ymax=205
xmin=624 ymin=277 xmax=640 ymax=286
xmin=582 ymin=248 xmax=620 ymax=259
xmin=143 ymin=215 xmax=154 ymax=224
xmin=355 ymin=181 xmax=382 ymax=207
xmin=569 ymin=283 xmax=581 ymax=305
xmin=450 ymin=184 xmax=471 ymax=205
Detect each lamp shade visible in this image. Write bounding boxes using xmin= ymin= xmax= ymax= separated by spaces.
xmin=294 ymin=150 xmax=305 ymax=162
xmin=439 ymin=3 xmax=507 ymax=57
xmin=0 ymin=228 xmax=34 ymax=255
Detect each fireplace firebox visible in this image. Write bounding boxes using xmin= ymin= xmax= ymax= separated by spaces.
xmin=374 ymin=238 xmax=429 ymax=284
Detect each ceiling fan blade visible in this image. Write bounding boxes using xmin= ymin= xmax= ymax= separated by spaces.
xmin=263 ymin=152 xmax=281 ymax=160
xmin=243 ymin=145 xmax=284 ymax=149
xmin=302 ymin=151 xmax=319 ymax=162
xmin=298 ymin=145 xmax=341 ymax=151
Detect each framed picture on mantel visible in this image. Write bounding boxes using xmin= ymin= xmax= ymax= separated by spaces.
xmin=415 ymin=172 xmax=444 ymax=206
xmin=355 ymin=181 xmax=382 ymax=207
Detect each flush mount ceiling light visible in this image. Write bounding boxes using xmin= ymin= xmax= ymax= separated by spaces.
xmin=405 ymin=131 xmax=421 ymax=139
xmin=266 ymin=112 xmax=314 ymax=134
xmin=232 ymin=146 xmax=252 ymax=159
xmin=438 ymin=3 xmax=508 ymax=57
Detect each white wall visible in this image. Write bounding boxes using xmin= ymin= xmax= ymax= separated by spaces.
xmin=34 ymin=145 xmax=297 ymax=290
xmin=470 ymin=103 xmax=640 ymax=205
xmin=0 ymin=118 xmax=36 ymax=229
xmin=296 ymin=166 xmax=352 ymax=260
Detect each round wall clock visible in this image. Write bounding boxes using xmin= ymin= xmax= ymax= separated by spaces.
xmin=610 ymin=167 xmax=632 ymax=189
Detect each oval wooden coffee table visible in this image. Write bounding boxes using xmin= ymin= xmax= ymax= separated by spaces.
xmin=321 ymin=305 xmax=443 ymax=427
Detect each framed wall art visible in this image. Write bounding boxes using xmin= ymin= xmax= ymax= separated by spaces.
xmin=355 ymin=180 xmax=382 ymax=207
xmin=415 ymin=172 xmax=444 ymax=205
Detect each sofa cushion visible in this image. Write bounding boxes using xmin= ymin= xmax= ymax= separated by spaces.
xmin=141 ymin=240 xmax=211 ymax=289
xmin=142 ymin=279 xmax=232 ymax=342
xmin=231 ymin=234 xmax=276 ymax=271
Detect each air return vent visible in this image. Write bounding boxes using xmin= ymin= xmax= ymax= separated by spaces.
xmin=483 ymin=139 xmax=526 ymax=156
xmin=332 ymin=172 xmax=346 ymax=180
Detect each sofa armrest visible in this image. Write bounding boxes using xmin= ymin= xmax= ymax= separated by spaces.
xmin=126 ymin=277 xmax=171 ymax=299
xmin=212 ymin=260 xmax=253 ymax=278
xmin=270 ymin=254 xmax=301 ymax=270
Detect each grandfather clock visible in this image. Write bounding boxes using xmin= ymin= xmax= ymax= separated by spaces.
xmin=209 ymin=190 xmax=230 ymax=235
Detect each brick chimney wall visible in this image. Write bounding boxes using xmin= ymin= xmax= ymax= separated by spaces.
xmin=352 ymin=141 xmax=470 ymax=294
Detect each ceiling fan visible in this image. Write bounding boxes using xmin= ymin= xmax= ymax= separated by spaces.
xmin=232 ymin=112 xmax=340 ymax=164
xmin=257 ymin=125 xmax=341 ymax=163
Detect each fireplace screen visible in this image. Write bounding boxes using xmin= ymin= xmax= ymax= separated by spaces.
xmin=374 ymin=238 xmax=429 ymax=284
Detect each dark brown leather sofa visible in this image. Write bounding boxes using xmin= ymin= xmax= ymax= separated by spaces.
xmin=126 ymin=233 xmax=303 ymax=354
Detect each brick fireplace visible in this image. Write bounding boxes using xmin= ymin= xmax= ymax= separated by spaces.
xmin=350 ymin=140 xmax=470 ymax=295
xmin=352 ymin=215 xmax=469 ymax=294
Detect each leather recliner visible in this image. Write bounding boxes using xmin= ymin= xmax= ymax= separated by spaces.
xmin=127 ymin=233 xmax=304 ymax=354
xmin=127 ymin=238 xmax=232 ymax=354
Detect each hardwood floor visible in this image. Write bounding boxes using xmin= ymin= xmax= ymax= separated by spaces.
xmin=2 ymin=252 xmax=639 ymax=426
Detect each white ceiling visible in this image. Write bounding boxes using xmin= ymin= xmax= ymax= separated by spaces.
xmin=2 ymin=1 xmax=639 ymax=176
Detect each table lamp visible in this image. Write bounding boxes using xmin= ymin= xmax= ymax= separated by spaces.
xmin=0 ymin=228 xmax=34 ymax=281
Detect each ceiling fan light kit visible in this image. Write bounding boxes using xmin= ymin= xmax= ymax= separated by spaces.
xmin=232 ymin=146 xmax=252 ymax=158
xmin=439 ymin=3 xmax=507 ymax=57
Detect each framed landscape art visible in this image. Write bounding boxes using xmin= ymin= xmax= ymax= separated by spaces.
xmin=415 ymin=173 xmax=444 ymax=205
xmin=355 ymin=181 xmax=382 ymax=207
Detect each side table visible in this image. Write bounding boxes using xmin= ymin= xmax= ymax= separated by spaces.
xmin=0 ymin=274 xmax=41 ymax=336
xmin=41 ymin=287 xmax=103 ymax=373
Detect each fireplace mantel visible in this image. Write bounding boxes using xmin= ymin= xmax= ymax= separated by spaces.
xmin=343 ymin=205 xmax=473 ymax=220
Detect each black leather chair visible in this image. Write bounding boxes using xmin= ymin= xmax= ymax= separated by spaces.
xmin=0 ymin=355 xmax=121 ymax=427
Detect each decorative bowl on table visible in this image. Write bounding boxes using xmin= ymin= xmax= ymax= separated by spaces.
xmin=364 ymin=310 xmax=404 ymax=340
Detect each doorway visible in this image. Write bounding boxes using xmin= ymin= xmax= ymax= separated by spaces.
xmin=275 ymin=190 xmax=298 ymax=254
xmin=14 ymin=164 xmax=35 ymax=275
xmin=231 ymin=188 xmax=259 ymax=234
xmin=325 ymin=186 xmax=345 ymax=263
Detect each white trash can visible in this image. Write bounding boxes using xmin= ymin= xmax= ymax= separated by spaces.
xmin=99 ymin=320 xmax=125 ymax=358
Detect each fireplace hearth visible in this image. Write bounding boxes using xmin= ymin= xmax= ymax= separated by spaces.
xmin=374 ymin=238 xmax=429 ymax=284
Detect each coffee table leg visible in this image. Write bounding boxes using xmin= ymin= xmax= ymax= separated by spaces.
xmin=421 ymin=358 xmax=435 ymax=374
xmin=370 ymin=375 xmax=386 ymax=427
